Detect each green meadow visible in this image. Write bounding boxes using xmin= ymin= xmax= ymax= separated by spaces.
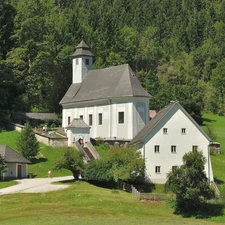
xmin=0 ymin=113 xmax=224 ymax=224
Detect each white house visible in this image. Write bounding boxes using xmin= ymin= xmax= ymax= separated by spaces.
xmin=60 ymin=41 xmax=151 ymax=144
xmin=0 ymin=145 xmax=31 ymax=179
xmin=129 ymin=101 xmax=214 ymax=184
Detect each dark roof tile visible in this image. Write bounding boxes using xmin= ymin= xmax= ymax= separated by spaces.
xmin=0 ymin=145 xmax=31 ymax=163
xmin=60 ymin=64 xmax=151 ymax=104
xmin=66 ymin=118 xmax=90 ymax=129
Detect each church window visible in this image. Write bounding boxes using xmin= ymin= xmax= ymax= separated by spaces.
xmin=68 ymin=116 xmax=70 ymax=125
xmin=76 ymin=58 xmax=78 ymax=65
xmin=89 ymin=114 xmax=92 ymax=126
xmin=98 ymin=113 xmax=102 ymax=125
xmin=85 ymin=58 xmax=89 ymax=65
xmin=118 ymin=112 xmax=124 ymax=124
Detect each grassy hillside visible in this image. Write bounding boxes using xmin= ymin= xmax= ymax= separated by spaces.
xmin=0 ymin=130 xmax=71 ymax=178
xmin=202 ymin=113 xmax=225 ymax=198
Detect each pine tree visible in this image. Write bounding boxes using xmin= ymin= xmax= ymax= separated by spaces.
xmin=17 ymin=122 xmax=39 ymax=160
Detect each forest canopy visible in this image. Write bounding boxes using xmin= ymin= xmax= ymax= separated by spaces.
xmin=1 ymin=0 xmax=225 ymax=123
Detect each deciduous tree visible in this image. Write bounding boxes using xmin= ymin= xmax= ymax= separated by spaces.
xmin=165 ymin=150 xmax=213 ymax=214
xmin=53 ymin=147 xmax=84 ymax=180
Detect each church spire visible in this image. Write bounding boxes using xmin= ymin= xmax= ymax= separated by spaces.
xmin=72 ymin=41 xmax=94 ymax=84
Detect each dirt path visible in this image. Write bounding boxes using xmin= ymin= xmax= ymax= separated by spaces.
xmin=0 ymin=176 xmax=74 ymax=195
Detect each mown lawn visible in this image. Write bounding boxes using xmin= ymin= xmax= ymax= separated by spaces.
xmin=0 ymin=180 xmax=223 ymax=225
xmin=0 ymin=113 xmax=225 ymax=224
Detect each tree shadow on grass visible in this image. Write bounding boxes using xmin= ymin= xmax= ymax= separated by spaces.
xmin=134 ymin=182 xmax=156 ymax=192
xmin=214 ymin=178 xmax=224 ymax=185
xmin=59 ymin=179 xmax=77 ymax=184
xmin=201 ymin=117 xmax=216 ymax=125
xmin=174 ymin=201 xmax=224 ymax=219
xmin=30 ymin=157 xmax=47 ymax=164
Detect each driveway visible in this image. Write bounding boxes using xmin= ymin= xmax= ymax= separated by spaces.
xmin=0 ymin=176 xmax=74 ymax=195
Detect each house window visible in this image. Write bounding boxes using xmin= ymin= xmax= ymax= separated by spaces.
xmin=155 ymin=166 xmax=161 ymax=173
xmin=85 ymin=58 xmax=89 ymax=65
xmin=192 ymin=145 xmax=198 ymax=152
xmin=80 ymin=115 xmax=83 ymax=120
xmin=163 ymin=128 xmax=168 ymax=134
xmin=89 ymin=114 xmax=92 ymax=126
xmin=118 ymin=112 xmax=124 ymax=124
xmin=172 ymin=166 xmax=177 ymax=172
xmin=76 ymin=58 xmax=78 ymax=65
xmin=98 ymin=113 xmax=102 ymax=125
xmin=154 ymin=145 xmax=160 ymax=153
xmin=181 ymin=128 xmax=186 ymax=134
xmin=171 ymin=145 xmax=176 ymax=153
xmin=68 ymin=116 xmax=71 ymax=125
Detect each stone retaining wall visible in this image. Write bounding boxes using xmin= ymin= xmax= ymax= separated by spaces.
xmin=1 ymin=121 xmax=68 ymax=147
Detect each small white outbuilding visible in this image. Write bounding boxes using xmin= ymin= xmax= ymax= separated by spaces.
xmin=0 ymin=145 xmax=31 ymax=179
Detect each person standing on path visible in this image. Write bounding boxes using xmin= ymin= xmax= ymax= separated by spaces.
xmin=48 ymin=170 xmax=51 ymax=178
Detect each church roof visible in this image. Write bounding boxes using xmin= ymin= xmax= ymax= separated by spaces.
xmin=72 ymin=40 xmax=94 ymax=58
xmin=129 ymin=101 xmax=211 ymax=145
xmin=60 ymin=64 xmax=151 ymax=104
xmin=66 ymin=118 xmax=90 ymax=129
xmin=0 ymin=145 xmax=31 ymax=164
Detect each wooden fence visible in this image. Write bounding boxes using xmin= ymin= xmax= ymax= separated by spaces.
xmin=118 ymin=181 xmax=175 ymax=201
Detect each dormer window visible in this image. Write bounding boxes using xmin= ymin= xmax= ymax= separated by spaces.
xmin=85 ymin=58 xmax=89 ymax=65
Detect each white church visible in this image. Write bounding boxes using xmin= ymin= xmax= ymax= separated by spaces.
xmin=60 ymin=41 xmax=214 ymax=184
xmin=60 ymin=40 xmax=151 ymax=142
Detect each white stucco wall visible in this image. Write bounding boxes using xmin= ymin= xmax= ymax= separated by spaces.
xmin=3 ymin=163 xmax=28 ymax=179
xmin=67 ymin=128 xmax=90 ymax=146
xmin=72 ymin=56 xmax=93 ymax=84
xmin=138 ymin=105 xmax=213 ymax=184
xmin=62 ymin=97 xmax=149 ymax=140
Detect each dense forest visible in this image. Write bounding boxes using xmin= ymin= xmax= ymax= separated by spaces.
xmin=1 ymin=0 xmax=225 ymax=123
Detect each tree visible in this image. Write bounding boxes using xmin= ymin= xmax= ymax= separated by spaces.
xmin=17 ymin=122 xmax=39 ymax=160
xmin=53 ymin=147 xmax=84 ymax=180
xmin=83 ymin=147 xmax=145 ymax=183
xmin=165 ymin=150 xmax=213 ymax=214
xmin=0 ymin=154 xmax=7 ymax=180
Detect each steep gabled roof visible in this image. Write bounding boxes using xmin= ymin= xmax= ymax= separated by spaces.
xmin=60 ymin=64 xmax=151 ymax=104
xmin=129 ymin=101 xmax=211 ymax=145
xmin=66 ymin=118 xmax=90 ymax=129
xmin=0 ymin=145 xmax=31 ymax=164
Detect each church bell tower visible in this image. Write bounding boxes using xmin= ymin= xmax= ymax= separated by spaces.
xmin=72 ymin=40 xmax=94 ymax=84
